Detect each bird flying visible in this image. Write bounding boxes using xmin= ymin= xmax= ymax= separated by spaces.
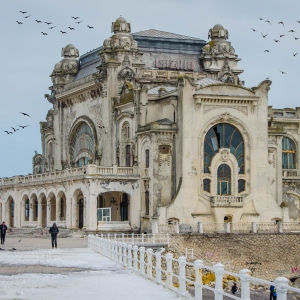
xmin=16 ymin=21 xmax=23 ymax=24
xmin=274 ymin=39 xmax=280 ymax=42
xmin=297 ymin=21 xmax=300 ymax=23
xmin=265 ymin=20 xmax=271 ymax=25
xmin=4 ymin=131 xmax=13 ymax=134
xmin=41 ymin=32 xmax=48 ymax=35
xmin=72 ymin=16 xmax=79 ymax=19
xmin=20 ymin=112 xmax=30 ymax=117
xmin=289 ymin=30 xmax=296 ymax=32
xmin=258 ymin=17 xmax=263 ymax=20
xmin=20 ymin=11 xmax=27 ymax=14
xmin=279 ymin=70 xmax=286 ymax=74
xmin=293 ymin=53 xmax=298 ymax=56
xmin=68 ymin=27 xmax=75 ymax=30
xmin=87 ymin=25 xmax=94 ymax=29
xmin=35 ymin=20 xmax=42 ymax=23
xmin=261 ymin=33 xmax=268 ymax=38
xmin=250 ymin=28 xmax=256 ymax=32
xmin=18 ymin=125 xmax=29 ymax=129
xmin=76 ymin=21 xmax=83 ymax=24
xmin=278 ymin=22 xmax=284 ymax=26
xmin=24 ymin=15 xmax=31 ymax=18
xmin=11 ymin=127 xmax=19 ymax=132
xmin=49 ymin=26 xmax=56 ymax=29
xmin=280 ymin=34 xmax=285 ymax=37
xmin=293 ymin=35 xmax=300 ymax=40
xmin=60 ymin=31 xmax=67 ymax=34
xmin=264 ymin=50 xmax=270 ymax=52
xmin=44 ymin=22 xmax=52 ymax=25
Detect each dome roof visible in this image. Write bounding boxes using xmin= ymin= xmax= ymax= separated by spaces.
xmin=212 ymin=24 xmax=224 ymax=31
xmin=61 ymin=44 xmax=79 ymax=58
xmin=111 ymin=16 xmax=131 ymax=33
xmin=115 ymin=16 xmax=127 ymax=25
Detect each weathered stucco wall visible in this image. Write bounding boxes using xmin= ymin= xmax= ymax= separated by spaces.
xmin=169 ymin=233 xmax=300 ymax=280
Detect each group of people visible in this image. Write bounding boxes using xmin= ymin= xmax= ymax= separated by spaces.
xmin=0 ymin=221 xmax=59 ymax=248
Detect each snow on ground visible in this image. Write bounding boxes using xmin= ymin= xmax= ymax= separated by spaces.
xmin=0 ymin=248 xmax=182 ymax=300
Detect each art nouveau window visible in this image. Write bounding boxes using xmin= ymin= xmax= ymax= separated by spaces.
xmin=203 ymin=179 xmax=211 ymax=193
xmin=70 ymin=123 xmax=95 ymax=167
xmin=282 ymin=137 xmax=296 ymax=169
xmin=204 ymin=123 xmax=244 ymax=174
xmin=238 ymin=179 xmax=245 ymax=193
xmin=217 ymin=164 xmax=231 ymax=195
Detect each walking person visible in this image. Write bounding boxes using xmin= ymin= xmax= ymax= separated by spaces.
xmin=231 ymin=282 xmax=238 ymax=295
xmin=49 ymin=223 xmax=59 ymax=249
xmin=0 ymin=221 xmax=7 ymax=245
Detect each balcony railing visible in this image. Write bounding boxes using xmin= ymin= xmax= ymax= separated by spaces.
xmin=210 ymin=196 xmax=244 ymax=207
xmin=282 ymin=169 xmax=299 ymax=178
xmin=0 ymin=164 xmax=138 ymax=187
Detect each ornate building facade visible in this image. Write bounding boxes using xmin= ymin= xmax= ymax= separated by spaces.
xmin=0 ymin=18 xmax=299 ymax=232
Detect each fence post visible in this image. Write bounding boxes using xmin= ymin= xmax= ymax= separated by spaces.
xmin=278 ymin=222 xmax=283 ymax=233
xmin=194 ymin=260 xmax=204 ymax=300
xmin=178 ymin=256 xmax=187 ymax=295
xmin=127 ymin=244 xmax=132 ymax=270
xmin=132 ymin=233 xmax=134 ymax=245
xmin=119 ymin=242 xmax=123 ymax=264
xmin=275 ymin=277 xmax=289 ymax=300
xmin=239 ymin=269 xmax=251 ymax=300
xmin=140 ymin=247 xmax=146 ymax=275
xmin=155 ymin=251 xmax=162 ymax=283
xmin=114 ymin=233 xmax=117 ymax=241
xmin=166 ymin=253 xmax=173 ymax=289
xmin=133 ymin=245 xmax=138 ymax=271
xmin=146 ymin=248 xmax=153 ymax=278
xmin=122 ymin=233 xmax=125 ymax=243
xmin=198 ymin=222 xmax=204 ymax=234
xmin=123 ymin=243 xmax=127 ymax=268
xmin=251 ymin=222 xmax=257 ymax=234
xmin=225 ymin=222 xmax=231 ymax=233
xmin=213 ymin=263 xmax=225 ymax=300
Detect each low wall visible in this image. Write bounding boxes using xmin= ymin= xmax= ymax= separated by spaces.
xmin=169 ymin=233 xmax=300 ymax=280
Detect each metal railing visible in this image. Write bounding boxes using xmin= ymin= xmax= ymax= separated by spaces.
xmin=88 ymin=234 xmax=300 ymax=300
xmin=282 ymin=169 xmax=299 ymax=178
xmin=210 ymin=196 xmax=244 ymax=207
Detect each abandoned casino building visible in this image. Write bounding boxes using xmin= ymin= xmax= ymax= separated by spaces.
xmin=0 ymin=17 xmax=299 ymax=233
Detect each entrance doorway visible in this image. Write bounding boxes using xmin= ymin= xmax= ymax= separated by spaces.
xmin=78 ymin=199 xmax=84 ymax=229
xmin=120 ymin=193 xmax=129 ymax=221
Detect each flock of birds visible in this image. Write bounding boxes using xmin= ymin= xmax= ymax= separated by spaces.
xmin=251 ymin=18 xmax=300 ymax=75
xmin=4 ymin=112 xmax=30 ymax=135
xmin=16 ymin=11 xmax=94 ymax=35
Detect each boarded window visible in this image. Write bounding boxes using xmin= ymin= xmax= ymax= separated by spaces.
xmin=145 ymin=149 xmax=149 ymax=168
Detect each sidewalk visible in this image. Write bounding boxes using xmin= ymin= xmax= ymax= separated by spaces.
xmin=0 ymin=237 xmax=181 ymax=300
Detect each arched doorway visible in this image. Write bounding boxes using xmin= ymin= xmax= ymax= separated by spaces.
xmin=78 ymin=199 xmax=84 ymax=229
xmin=48 ymin=192 xmax=56 ymax=222
xmin=6 ymin=197 xmax=14 ymax=227
xmin=97 ymin=192 xmax=130 ymax=223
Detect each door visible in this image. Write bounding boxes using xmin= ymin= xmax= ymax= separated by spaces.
xmin=120 ymin=194 xmax=128 ymax=221
xmin=78 ymin=199 xmax=84 ymax=229
xmin=217 ymin=164 xmax=231 ymax=195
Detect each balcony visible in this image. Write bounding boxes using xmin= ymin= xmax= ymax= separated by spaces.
xmin=0 ymin=165 xmax=139 ymax=187
xmin=282 ymin=169 xmax=299 ymax=179
xmin=210 ymin=196 xmax=244 ymax=207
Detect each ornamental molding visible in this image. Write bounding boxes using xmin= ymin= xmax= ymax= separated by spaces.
xmin=203 ymin=104 xmax=248 ymax=116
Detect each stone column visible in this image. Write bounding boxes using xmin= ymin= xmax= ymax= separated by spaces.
xmin=71 ymin=198 xmax=77 ymax=228
xmin=56 ymin=198 xmax=60 ymax=224
xmin=38 ymin=199 xmax=43 ymax=228
xmin=85 ymin=194 xmax=97 ymax=231
xmin=66 ymin=197 xmax=72 ymax=229
xmin=14 ymin=198 xmax=21 ymax=228
xmin=29 ymin=199 xmax=34 ymax=224
xmin=20 ymin=200 xmax=25 ymax=227
xmin=46 ymin=200 xmax=51 ymax=227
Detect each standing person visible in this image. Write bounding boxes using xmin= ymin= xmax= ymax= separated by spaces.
xmin=0 ymin=221 xmax=7 ymax=245
xmin=231 ymin=282 xmax=238 ymax=294
xmin=49 ymin=223 xmax=59 ymax=249
xmin=270 ymin=282 xmax=277 ymax=300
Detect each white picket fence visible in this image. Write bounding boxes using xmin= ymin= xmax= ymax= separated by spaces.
xmin=88 ymin=234 xmax=300 ymax=300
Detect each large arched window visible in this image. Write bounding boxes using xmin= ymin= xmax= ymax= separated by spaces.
xmin=70 ymin=123 xmax=95 ymax=167
xmin=204 ymin=123 xmax=244 ymax=174
xmin=217 ymin=164 xmax=231 ymax=195
xmin=282 ymin=137 xmax=296 ymax=169
xmin=25 ymin=199 xmax=29 ymax=219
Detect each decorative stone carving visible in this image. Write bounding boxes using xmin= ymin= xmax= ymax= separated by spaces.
xmin=44 ymin=86 xmax=57 ymax=105
xmin=218 ymin=60 xmax=234 ymax=84
xmin=203 ymin=105 xmax=248 ymax=116
xmin=89 ymin=104 xmax=102 ymax=128
xmin=220 ymin=149 xmax=229 ymax=162
xmin=118 ymin=66 xmax=135 ymax=81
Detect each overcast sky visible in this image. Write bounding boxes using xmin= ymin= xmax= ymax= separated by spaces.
xmin=1 ymin=0 xmax=300 ymax=177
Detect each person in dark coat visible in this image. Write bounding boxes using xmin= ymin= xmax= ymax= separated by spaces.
xmin=270 ymin=282 xmax=277 ymax=300
xmin=49 ymin=223 xmax=59 ymax=248
xmin=0 ymin=221 xmax=8 ymax=245
xmin=231 ymin=282 xmax=238 ymax=294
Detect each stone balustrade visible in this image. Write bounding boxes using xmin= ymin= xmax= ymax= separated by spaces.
xmin=0 ymin=164 xmax=138 ymax=187
xmin=210 ymin=195 xmax=244 ymax=207
xmin=282 ymin=169 xmax=299 ymax=178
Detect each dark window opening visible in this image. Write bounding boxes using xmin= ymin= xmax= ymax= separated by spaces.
xmin=238 ymin=179 xmax=246 ymax=193
xmin=25 ymin=199 xmax=29 ymax=218
xmin=145 ymin=149 xmax=149 ymax=168
xmin=126 ymin=145 xmax=131 ymax=166
xmin=145 ymin=191 xmax=150 ymax=215
xmin=60 ymin=198 xmax=65 ymax=218
xmin=282 ymin=137 xmax=296 ymax=169
xmin=203 ymin=179 xmax=211 ymax=193
xmin=217 ymin=164 xmax=231 ymax=195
